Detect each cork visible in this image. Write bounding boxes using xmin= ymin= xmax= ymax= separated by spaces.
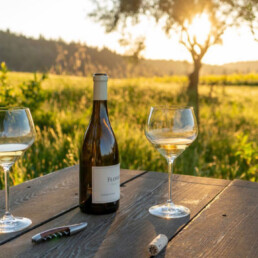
xmin=148 ymin=234 xmax=168 ymax=256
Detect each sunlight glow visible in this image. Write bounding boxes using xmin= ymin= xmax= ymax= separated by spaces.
xmin=185 ymin=13 xmax=212 ymax=45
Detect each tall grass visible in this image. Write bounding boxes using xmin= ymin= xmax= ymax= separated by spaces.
xmin=0 ymin=73 xmax=257 ymax=189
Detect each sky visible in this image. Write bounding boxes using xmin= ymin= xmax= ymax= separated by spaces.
xmin=0 ymin=0 xmax=257 ymax=65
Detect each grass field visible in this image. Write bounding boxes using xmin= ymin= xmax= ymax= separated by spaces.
xmin=0 ymin=72 xmax=257 ymax=189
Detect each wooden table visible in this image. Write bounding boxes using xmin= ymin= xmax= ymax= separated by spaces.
xmin=0 ymin=166 xmax=257 ymax=257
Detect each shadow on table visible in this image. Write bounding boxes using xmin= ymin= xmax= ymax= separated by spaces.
xmin=149 ymin=214 xmax=190 ymax=257
xmin=91 ymin=173 xmax=191 ymax=257
xmin=120 ymin=174 xmax=191 ymax=257
xmin=22 ymin=173 xmax=190 ymax=257
xmin=11 ymin=208 xmax=117 ymax=258
xmin=61 ymin=210 xmax=117 ymax=257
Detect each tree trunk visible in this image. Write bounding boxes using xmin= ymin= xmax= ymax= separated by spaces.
xmin=187 ymin=60 xmax=201 ymax=123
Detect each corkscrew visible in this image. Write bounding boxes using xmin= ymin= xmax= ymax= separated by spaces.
xmin=31 ymin=222 xmax=87 ymax=243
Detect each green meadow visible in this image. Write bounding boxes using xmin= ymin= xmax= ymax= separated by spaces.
xmin=0 ymin=72 xmax=257 ymax=189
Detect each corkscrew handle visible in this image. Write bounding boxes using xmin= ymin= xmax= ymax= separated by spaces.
xmin=32 ymin=222 xmax=88 ymax=243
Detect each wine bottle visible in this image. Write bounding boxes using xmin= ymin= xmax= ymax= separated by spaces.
xmin=79 ymin=73 xmax=120 ymax=214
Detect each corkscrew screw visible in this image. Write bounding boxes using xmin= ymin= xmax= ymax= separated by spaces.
xmin=32 ymin=222 xmax=87 ymax=243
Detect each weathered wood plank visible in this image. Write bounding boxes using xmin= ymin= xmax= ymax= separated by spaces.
xmin=231 ymin=179 xmax=258 ymax=189
xmin=172 ymin=173 xmax=229 ymax=186
xmin=0 ymin=166 xmax=144 ymax=245
xmin=163 ymin=180 xmax=258 ymax=258
xmin=147 ymin=171 xmax=229 ymax=186
xmin=1 ymin=172 xmax=229 ymax=257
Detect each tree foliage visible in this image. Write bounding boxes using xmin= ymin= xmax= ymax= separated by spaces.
xmin=0 ymin=62 xmax=17 ymax=106
xmin=91 ymin=0 xmax=257 ymax=53
xmin=0 ymin=62 xmax=47 ymax=112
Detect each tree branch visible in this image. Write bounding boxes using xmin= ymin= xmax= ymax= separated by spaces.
xmin=180 ymin=26 xmax=199 ymax=62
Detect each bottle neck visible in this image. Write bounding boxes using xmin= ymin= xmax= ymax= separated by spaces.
xmin=93 ymin=81 xmax=107 ymax=101
xmin=92 ymin=101 xmax=109 ymax=122
xmin=92 ymin=75 xmax=108 ymax=120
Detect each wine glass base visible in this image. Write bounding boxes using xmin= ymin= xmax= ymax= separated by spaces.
xmin=149 ymin=202 xmax=190 ymax=219
xmin=0 ymin=216 xmax=32 ymax=233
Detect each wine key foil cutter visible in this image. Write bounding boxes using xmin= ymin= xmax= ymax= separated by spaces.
xmin=32 ymin=222 xmax=87 ymax=243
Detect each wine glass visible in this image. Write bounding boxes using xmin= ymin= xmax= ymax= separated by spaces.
xmin=145 ymin=106 xmax=198 ymax=219
xmin=0 ymin=107 xmax=36 ymax=233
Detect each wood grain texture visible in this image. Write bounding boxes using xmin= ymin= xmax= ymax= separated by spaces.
xmin=1 ymin=172 xmax=228 ymax=258
xmin=231 ymin=179 xmax=258 ymax=189
xmin=172 ymin=173 xmax=229 ymax=186
xmin=164 ymin=179 xmax=258 ymax=258
xmin=0 ymin=166 xmax=144 ymax=245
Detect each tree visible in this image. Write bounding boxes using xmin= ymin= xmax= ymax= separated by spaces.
xmin=90 ymin=0 xmax=258 ymax=120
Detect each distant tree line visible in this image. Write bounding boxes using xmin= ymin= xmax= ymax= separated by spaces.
xmin=1 ymin=29 xmax=174 ymax=77
xmin=0 ymin=30 xmax=257 ymax=77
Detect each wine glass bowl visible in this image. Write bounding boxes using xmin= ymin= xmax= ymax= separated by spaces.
xmin=145 ymin=106 xmax=198 ymax=219
xmin=0 ymin=107 xmax=36 ymax=233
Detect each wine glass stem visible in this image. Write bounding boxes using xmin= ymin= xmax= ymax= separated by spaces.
xmin=3 ymin=166 xmax=11 ymax=216
xmin=167 ymin=158 xmax=175 ymax=205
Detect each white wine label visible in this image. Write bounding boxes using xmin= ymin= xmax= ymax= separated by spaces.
xmin=92 ymin=164 xmax=120 ymax=203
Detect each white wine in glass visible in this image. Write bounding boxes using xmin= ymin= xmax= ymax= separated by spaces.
xmin=145 ymin=106 xmax=198 ymax=219
xmin=0 ymin=107 xmax=36 ymax=233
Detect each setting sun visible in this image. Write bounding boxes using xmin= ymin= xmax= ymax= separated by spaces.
xmin=186 ymin=13 xmax=211 ymax=45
